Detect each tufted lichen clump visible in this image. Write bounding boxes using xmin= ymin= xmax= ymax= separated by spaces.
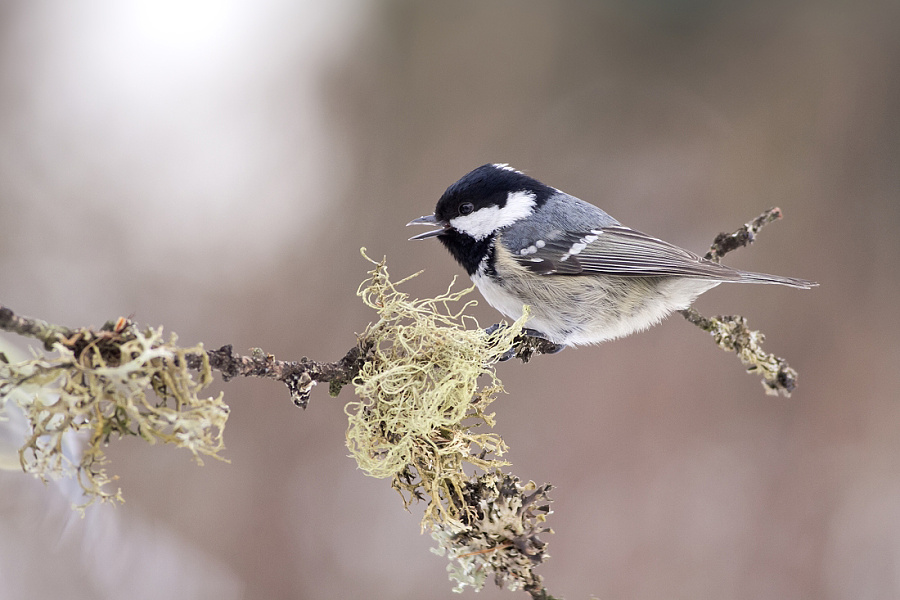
xmin=431 ymin=471 xmax=553 ymax=594
xmin=345 ymin=250 xmax=530 ymax=530
xmin=0 ymin=323 xmax=229 ymax=508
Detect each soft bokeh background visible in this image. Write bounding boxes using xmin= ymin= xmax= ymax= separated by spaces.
xmin=1 ymin=1 xmax=898 ymax=599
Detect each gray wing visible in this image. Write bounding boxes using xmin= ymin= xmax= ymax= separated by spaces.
xmin=510 ymin=225 xmax=742 ymax=280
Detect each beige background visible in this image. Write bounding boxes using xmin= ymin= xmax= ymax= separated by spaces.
xmin=1 ymin=1 xmax=899 ymax=599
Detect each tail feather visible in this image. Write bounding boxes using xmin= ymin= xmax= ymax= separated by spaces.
xmin=735 ymin=270 xmax=818 ymax=289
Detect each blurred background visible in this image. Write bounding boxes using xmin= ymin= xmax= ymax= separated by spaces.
xmin=1 ymin=1 xmax=898 ymax=598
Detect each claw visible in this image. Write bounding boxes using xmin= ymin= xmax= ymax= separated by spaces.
xmin=484 ymin=323 xmax=503 ymax=336
xmin=498 ymin=345 xmax=517 ymax=362
xmin=485 ymin=324 xmax=516 ymax=361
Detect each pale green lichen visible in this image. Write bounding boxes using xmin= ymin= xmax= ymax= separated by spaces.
xmin=346 ymin=253 xmax=556 ymax=594
xmin=0 ymin=324 xmax=228 ymax=509
xmin=346 ymin=250 xmax=529 ymax=530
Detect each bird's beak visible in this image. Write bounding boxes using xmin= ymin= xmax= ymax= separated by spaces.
xmin=406 ymin=214 xmax=449 ymax=240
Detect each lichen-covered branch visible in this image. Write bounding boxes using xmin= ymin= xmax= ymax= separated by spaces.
xmin=679 ymin=307 xmax=798 ymax=396
xmin=0 ymin=320 xmax=226 ymax=507
xmin=677 ymin=206 xmax=803 ymax=397
xmin=0 ymin=306 xmax=371 ymax=411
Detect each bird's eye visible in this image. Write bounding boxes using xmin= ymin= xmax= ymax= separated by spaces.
xmin=459 ymin=202 xmax=474 ymax=216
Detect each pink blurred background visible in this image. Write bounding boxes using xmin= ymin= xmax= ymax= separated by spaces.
xmin=1 ymin=1 xmax=899 ymax=599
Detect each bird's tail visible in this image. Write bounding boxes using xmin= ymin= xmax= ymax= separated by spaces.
xmin=735 ymin=270 xmax=818 ymax=289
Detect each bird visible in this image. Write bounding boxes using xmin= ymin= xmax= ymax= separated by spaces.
xmin=407 ymin=163 xmax=816 ymax=348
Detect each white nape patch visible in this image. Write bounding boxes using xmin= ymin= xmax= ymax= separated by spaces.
xmin=492 ymin=163 xmax=523 ymax=174
xmin=449 ymin=190 xmax=537 ymax=241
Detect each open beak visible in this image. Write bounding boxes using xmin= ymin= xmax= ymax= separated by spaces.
xmin=406 ymin=214 xmax=449 ymax=240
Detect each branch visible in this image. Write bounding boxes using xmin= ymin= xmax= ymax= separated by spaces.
xmin=183 ymin=342 xmax=373 ymax=409
xmin=0 ymin=305 xmax=371 ymax=409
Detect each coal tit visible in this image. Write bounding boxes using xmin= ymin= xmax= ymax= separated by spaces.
xmin=407 ymin=163 xmax=816 ymax=347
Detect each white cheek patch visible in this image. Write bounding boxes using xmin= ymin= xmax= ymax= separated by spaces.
xmin=449 ymin=190 xmax=537 ymax=241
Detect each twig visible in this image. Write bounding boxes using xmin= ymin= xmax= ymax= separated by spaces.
xmin=678 ymin=207 xmax=800 ymax=397
xmin=703 ymin=206 xmax=783 ymax=263
xmin=0 ymin=306 xmax=75 ymax=351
